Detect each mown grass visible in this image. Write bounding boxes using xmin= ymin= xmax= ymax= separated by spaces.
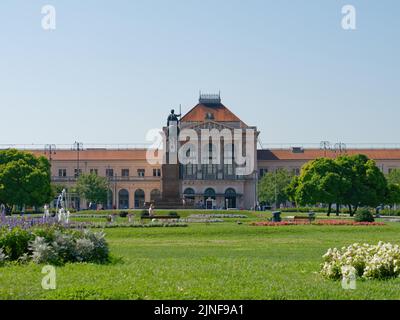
xmin=1 ymin=221 xmax=400 ymax=300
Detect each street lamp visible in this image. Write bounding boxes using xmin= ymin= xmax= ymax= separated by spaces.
xmin=44 ymin=144 xmax=57 ymax=162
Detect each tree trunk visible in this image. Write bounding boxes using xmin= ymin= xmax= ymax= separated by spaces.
xmin=348 ymin=204 xmax=353 ymax=216
xmin=327 ymin=203 xmax=332 ymax=216
xmin=336 ymin=204 xmax=340 ymax=216
xmin=354 ymin=205 xmax=358 ymax=214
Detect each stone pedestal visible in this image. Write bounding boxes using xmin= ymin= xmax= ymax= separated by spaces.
xmin=161 ymin=164 xmax=180 ymax=201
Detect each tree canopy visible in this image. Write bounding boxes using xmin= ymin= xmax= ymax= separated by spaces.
xmin=291 ymin=154 xmax=388 ymax=215
xmin=258 ymin=168 xmax=294 ymax=207
xmin=0 ymin=149 xmax=53 ymax=208
xmin=75 ymin=173 xmax=109 ymax=205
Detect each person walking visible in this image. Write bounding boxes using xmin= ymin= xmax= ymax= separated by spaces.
xmin=149 ymin=203 xmax=155 ymax=217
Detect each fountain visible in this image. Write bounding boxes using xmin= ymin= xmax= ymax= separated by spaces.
xmin=55 ymin=189 xmax=70 ymax=224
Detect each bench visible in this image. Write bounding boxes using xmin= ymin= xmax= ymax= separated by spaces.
xmin=293 ymin=215 xmax=315 ymax=223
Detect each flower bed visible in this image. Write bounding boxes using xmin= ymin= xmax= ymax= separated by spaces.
xmin=251 ymin=221 xmax=310 ymax=226
xmin=251 ymin=220 xmax=385 ymax=227
xmin=321 ymin=242 xmax=400 ymax=280
xmin=82 ymin=222 xmax=188 ymax=228
xmin=0 ymin=215 xmax=60 ymax=230
xmin=189 ymin=214 xmax=248 ymax=219
xmin=314 ymin=220 xmax=384 ymax=226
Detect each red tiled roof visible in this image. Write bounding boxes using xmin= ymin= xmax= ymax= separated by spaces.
xmin=257 ymin=149 xmax=400 ymax=161
xmin=25 ymin=148 xmax=400 ymax=162
xmin=29 ymin=149 xmax=161 ymax=161
xmin=181 ymin=103 xmax=246 ymax=125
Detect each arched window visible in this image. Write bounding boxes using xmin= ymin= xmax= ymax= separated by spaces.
xmin=118 ymin=189 xmax=129 ymax=209
xmin=204 ymin=188 xmax=216 ymax=199
xmin=183 ymin=188 xmax=195 ymax=200
xmin=134 ymin=189 xmax=145 ymax=208
xmin=225 ymin=188 xmax=237 ymax=209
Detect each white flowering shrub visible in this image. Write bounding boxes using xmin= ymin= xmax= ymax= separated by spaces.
xmin=30 ymin=237 xmax=59 ymax=264
xmin=27 ymin=229 xmax=110 ymax=265
xmin=81 ymin=230 xmax=109 ymax=263
xmin=321 ymin=242 xmax=400 ymax=280
xmin=51 ymin=231 xmax=76 ymax=262
xmin=74 ymin=238 xmax=95 ymax=262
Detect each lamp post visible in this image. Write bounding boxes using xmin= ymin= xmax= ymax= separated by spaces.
xmin=73 ymin=142 xmax=83 ymax=211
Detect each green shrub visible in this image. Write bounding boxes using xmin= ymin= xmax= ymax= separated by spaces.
xmin=141 ymin=209 xmax=149 ymax=218
xmin=119 ymin=211 xmax=128 ymax=218
xmin=354 ymin=209 xmax=375 ymax=223
xmin=81 ymin=230 xmax=109 ymax=263
xmin=0 ymin=248 xmax=7 ymax=266
xmin=0 ymin=226 xmax=110 ymax=265
xmin=0 ymin=227 xmax=33 ymax=260
xmin=168 ymin=211 xmax=178 ymax=217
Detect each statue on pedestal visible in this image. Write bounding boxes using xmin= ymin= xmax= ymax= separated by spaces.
xmin=167 ymin=109 xmax=181 ymax=127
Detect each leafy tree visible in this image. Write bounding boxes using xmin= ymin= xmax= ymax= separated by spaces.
xmin=0 ymin=149 xmax=53 ymax=209
xmin=387 ymin=169 xmax=400 ymax=186
xmin=293 ymin=158 xmax=346 ymax=216
xmin=291 ymin=154 xmax=387 ymax=216
xmin=258 ymin=168 xmax=294 ymax=207
xmin=336 ymin=155 xmax=387 ymax=215
xmin=75 ymin=173 xmax=108 ymax=205
xmin=385 ymin=184 xmax=400 ymax=206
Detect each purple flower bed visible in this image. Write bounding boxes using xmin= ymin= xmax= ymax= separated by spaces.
xmin=0 ymin=215 xmax=64 ymax=230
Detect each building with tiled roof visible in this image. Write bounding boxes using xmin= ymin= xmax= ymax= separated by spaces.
xmin=13 ymin=95 xmax=400 ymax=210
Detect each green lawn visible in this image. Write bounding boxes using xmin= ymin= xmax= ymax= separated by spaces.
xmin=1 ymin=219 xmax=400 ymax=300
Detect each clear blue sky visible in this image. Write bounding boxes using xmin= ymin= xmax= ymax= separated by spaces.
xmin=0 ymin=0 xmax=399 ymax=146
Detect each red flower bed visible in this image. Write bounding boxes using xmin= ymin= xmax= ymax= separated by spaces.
xmin=251 ymin=220 xmax=385 ymax=227
xmin=313 ymin=220 xmax=385 ymax=226
xmin=251 ymin=221 xmax=310 ymax=226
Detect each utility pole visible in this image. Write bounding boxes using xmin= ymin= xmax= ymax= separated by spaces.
xmin=74 ymin=141 xmax=83 ymax=178
xmin=320 ymin=141 xmax=331 ymax=157
xmin=44 ymin=144 xmax=56 ymax=177
xmin=334 ymin=142 xmax=347 ymax=156
xmin=275 ymin=169 xmax=278 ymax=209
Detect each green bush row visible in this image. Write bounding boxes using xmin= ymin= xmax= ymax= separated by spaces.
xmin=0 ymin=226 xmax=110 ymax=265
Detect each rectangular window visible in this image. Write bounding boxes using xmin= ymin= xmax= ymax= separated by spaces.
xmin=58 ymin=169 xmax=67 ymax=177
xmin=121 ymin=169 xmax=129 ymax=177
xmin=106 ymin=168 xmax=114 ymax=177
xmin=225 ymin=164 xmax=234 ymax=176
xmin=137 ymin=169 xmax=145 ymax=177
xmin=153 ymin=168 xmax=161 ymax=177
xmin=90 ymin=169 xmax=98 ymax=175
